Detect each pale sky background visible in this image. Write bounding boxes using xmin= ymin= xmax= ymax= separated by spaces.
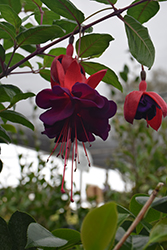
xmin=0 ymin=0 xmax=167 ymax=205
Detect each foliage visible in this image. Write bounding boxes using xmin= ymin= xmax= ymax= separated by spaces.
xmin=0 ymin=0 xmax=167 ymax=249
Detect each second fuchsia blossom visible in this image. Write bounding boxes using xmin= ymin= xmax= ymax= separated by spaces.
xmin=124 ymin=73 xmax=167 ymax=130
xmin=36 ymin=42 xmax=117 ymax=202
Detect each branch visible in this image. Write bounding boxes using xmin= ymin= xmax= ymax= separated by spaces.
xmin=113 ymin=182 xmax=164 ymax=250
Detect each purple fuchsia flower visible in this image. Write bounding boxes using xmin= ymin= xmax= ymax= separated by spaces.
xmin=124 ymin=79 xmax=167 ymax=130
xmin=36 ymin=44 xmax=117 ymax=202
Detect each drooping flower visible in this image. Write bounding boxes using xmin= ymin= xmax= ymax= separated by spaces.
xmin=124 ymin=78 xmax=167 ymax=130
xmin=36 ymin=43 xmax=117 ymax=202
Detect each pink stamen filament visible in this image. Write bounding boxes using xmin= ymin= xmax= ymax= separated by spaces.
xmin=71 ymin=142 xmax=75 ymax=202
xmin=47 ymin=120 xmax=69 ymax=161
xmin=82 ymin=142 xmax=91 ymax=167
xmin=61 ymin=127 xmax=71 ymax=194
xmin=79 ymin=116 xmax=92 ymax=147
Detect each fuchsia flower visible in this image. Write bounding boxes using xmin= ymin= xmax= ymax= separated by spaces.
xmin=124 ymin=79 xmax=167 ymax=130
xmin=36 ymin=43 xmax=117 ymax=202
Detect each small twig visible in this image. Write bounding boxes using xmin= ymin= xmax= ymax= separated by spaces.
xmin=113 ymin=182 xmax=164 ymax=250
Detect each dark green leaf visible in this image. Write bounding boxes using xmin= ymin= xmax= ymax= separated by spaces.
xmin=44 ymin=47 xmax=66 ymax=68
xmin=146 ymin=218 xmax=167 ymax=247
xmin=90 ymin=0 xmax=117 ymax=4
xmin=26 ymin=223 xmax=67 ymax=248
xmin=81 ymin=61 xmax=122 ymax=91
xmin=115 ymin=227 xmax=132 ymax=250
xmin=76 ymin=33 xmax=114 ymax=58
xmin=0 ymin=44 xmax=5 ymax=61
xmin=10 ymin=92 xmax=35 ymax=106
xmin=16 ymin=25 xmax=64 ymax=46
xmin=127 ymin=1 xmax=160 ymax=24
xmin=40 ymin=0 xmax=85 ymax=24
xmin=0 ymin=4 xmax=21 ymax=30
xmin=81 ymin=202 xmax=117 ymax=250
xmin=3 ymin=38 xmax=14 ymax=50
xmin=0 ymin=110 xmax=34 ymax=130
xmin=124 ymin=15 xmax=155 ymax=69
xmin=35 ymin=8 xmax=60 ymax=25
xmin=0 ymin=216 xmax=12 ymax=250
xmin=21 ymin=0 xmax=42 ymax=12
xmin=39 ymin=68 xmax=50 ymax=82
xmin=8 ymin=211 xmax=36 ymax=250
xmin=0 ymin=84 xmax=22 ymax=102
xmin=0 ymin=0 xmax=21 ymax=14
xmin=136 ymin=196 xmax=167 ymax=214
xmin=43 ymin=228 xmax=81 ymax=250
xmin=0 ymin=22 xmax=16 ymax=41
xmin=5 ymin=52 xmax=32 ymax=68
xmin=117 ymin=213 xmax=130 ymax=228
xmin=0 ymin=125 xmax=11 ymax=143
xmin=53 ymin=19 xmax=78 ymax=34
xmin=0 ymin=159 xmax=3 ymax=172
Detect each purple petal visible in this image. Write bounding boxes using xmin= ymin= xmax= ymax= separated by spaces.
xmin=135 ymin=94 xmax=160 ymax=120
xmin=72 ymin=82 xmax=105 ymax=108
xmin=40 ymin=100 xmax=74 ymax=125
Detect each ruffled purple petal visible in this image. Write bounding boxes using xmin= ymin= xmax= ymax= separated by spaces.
xmin=40 ymin=100 xmax=74 ymax=125
xmin=72 ymin=82 xmax=105 ymax=108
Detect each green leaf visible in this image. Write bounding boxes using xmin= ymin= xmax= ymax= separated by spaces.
xmin=76 ymin=33 xmax=114 ymax=58
xmin=130 ymin=194 xmax=161 ymax=234
xmin=44 ymin=47 xmax=66 ymax=68
xmin=1 ymin=123 xmax=17 ymax=133
xmin=43 ymin=228 xmax=81 ymax=250
xmin=10 ymin=92 xmax=35 ymax=106
xmin=40 ymin=0 xmax=85 ymax=24
xmin=81 ymin=61 xmax=122 ymax=91
xmin=0 ymin=125 xmax=11 ymax=143
xmin=145 ymin=218 xmax=167 ymax=247
xmin=81 ymin=202 xmax=118 ymax=250
xmin=35 ymin=8 xmax=60 ymax=25
xmin=26 ymin=223 xmax=67 ymax=248
xmin=21 ymin=0 xmax=42 ymax=12
xmin=115 ymin=227 xmax=132 ymax=250
xmin=0 ymin=44 xmax=5 ymax=62
xmin=90 ymin=0 xmax=117 ymax=4
xmin=0 ymin=84 xmax=22 ymax=102
xmin=5 ymin=52 xmax=32 ymax=68
xmin=127 ymin=1 xmax=160 ymax=24
xmin=16 ymin=25 xmax=64 ymax=46
xmin=3 ymin=38 xmax=14 ymax=50
xmin=0 ymin=22 xmax=16 ymax=41
xmin=0 ymin=0 xmax=21 ymax=14
xmin=39 ymin=68 xmax=50 ymax=82
xmin=136 ymin=196 xmax=167 ymax=214
xmin=0 ymin=110 xmax=34 ymax=130
xmin=8 ymin=211 xmax=36 ymax=250
xmin=0 ymin=217 xmax=12 ymax=249
xmin=53 ymin=19 xmax=78 ymax=34
xmin=0 ymin=4 xmax=21 ymax=31
xmin=124 ymin=15 xmax=155 ymax=69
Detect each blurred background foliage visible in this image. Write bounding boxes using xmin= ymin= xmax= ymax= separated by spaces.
xmin=0 ymin=65 xmax=167 ymax=233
